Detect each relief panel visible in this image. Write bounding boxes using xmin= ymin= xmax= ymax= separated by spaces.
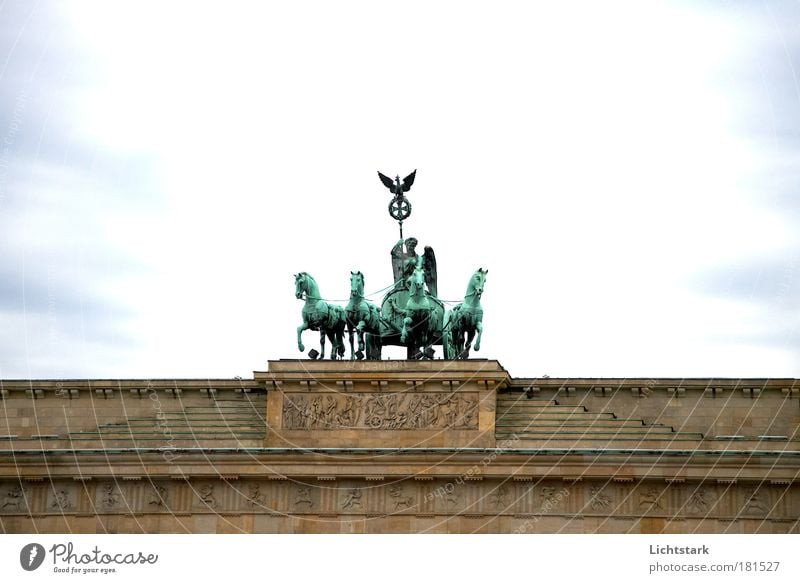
xmin=282 ymin=392 xmax=478 ymax=430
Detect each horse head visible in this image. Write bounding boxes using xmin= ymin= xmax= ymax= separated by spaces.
xmin=350 ymin=271 xmax=365 ymax=297
xmin=408 ymin=263 xmax=427 ymax=298
xmin=470 ymin=268 xmax=488 ymax=299
xmin=294 ymin=272 xmax=312 ymax=299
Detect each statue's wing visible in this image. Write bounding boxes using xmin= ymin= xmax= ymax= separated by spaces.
xmin=423 ymin=246 xmax=438 ymax=297
xmin=378 ymin=171 xmax=397 ymax=193
xmin=401 ymin=169 xmax=417 ymax=192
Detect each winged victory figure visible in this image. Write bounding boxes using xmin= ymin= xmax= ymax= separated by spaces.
xmin=390 ymin=237 xmax=438 ymax=298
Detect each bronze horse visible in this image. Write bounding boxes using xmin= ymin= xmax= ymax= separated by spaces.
xmin=444 ymin=268 xmax=487 ymax=359
xmin=294 ymin=272 xmax=346 ymax=359
xmin=345 ymin=271 xmax=382 ymax=360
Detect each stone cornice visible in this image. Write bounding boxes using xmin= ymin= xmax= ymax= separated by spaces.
xmin=0 ymin=378 xmax=262 ymax=397
xmin=510 ymin=377 xmax=800 ymax=395
xmin=256 ymin=359 xmax=511 ymax=387
xmin=2 ymin=371 xmax=796 ymax=396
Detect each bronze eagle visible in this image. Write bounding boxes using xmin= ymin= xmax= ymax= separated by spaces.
xmin=378 ymin=170 xmax=416 ymax=195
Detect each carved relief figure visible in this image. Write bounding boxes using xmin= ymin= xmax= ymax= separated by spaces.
xmin=458 ymin=395 xmax=478 ymax=428
xmin=286 ymin=398 xmax=306 ymax=430
xmin=101 ymin=483 xmax=120 ymax=509
xmin=639 ymin=487 xmax=663 ymax=509
xmin=322 ymin=395 xmax=337 ymax=427
xmin=247 ymin=484 xmax=266 ymax=507
xmin=1 ymin=485 xmax=26 ymax=511
xmin=342 ymin=488 xmax=363 ymax=509
xmin=294 ymin=486 xmax=313 ymax=508
xmin=589 ymin=485 xmax=612 ymax=511
xmin=441 ymin=395 xmax=459 ymax=427
xmin=687 ymin=488 xmax=710 ymax=514
xmin=540 ymin=487 xmax=557 ymax=506
xmin=335 ymin=396 xmax=360 ymax=427
xmin=490 ymin=485 xmax=509 ymax=509
xmin=148 ymin=485 xmax=168 ymax=508
xmin=743 ymin=488 xmax=768 ymax=514
xmin=445 ymin=485 xmax=461 ymax=507
xmin=428 ymin=395 xmax=446 ymax=427
xmin=388 ymin=484 xmax=414 ymax=511
xmin=410 ymin=394 xmax=441 ymax=428
xmin=310 ymin=396 xmax=323 ymax=427
xmin=199 ymin=485 xmax=217 ymax=508
xmin=407 ymin=395 xmax=425 ymax=428
xmin=283 ymin=400 xmax=300 ymax=430
xmin=51 ymin=489 xmax=73 ymax=510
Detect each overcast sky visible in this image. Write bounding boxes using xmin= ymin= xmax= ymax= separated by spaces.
xmin=0 ymin=0 xmax=797 ymax=380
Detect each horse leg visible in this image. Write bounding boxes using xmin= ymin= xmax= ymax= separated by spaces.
xmin=319 ymin=329 xmax=326 ymax=359
xmin=348 ymin=324 xmax=356 ymax=360
xmin=366 ymin=334 xmax=381 ymax=360
xmin=449 ymin=323 xmax=460 ymax=359
xmin=400 ymin=316 xmax=412 ymax=344
xmin=328 ymin=329 xmax=344 ymax=360
xmin=446 ymin=334 xmax=456 ymax=360
xmin=454 ymin=327 xmax=468 ymax=359
xmin=365 ymin=334 xmax=374 ymax=359
xmin=463 ymin=328 xmax=476 ymax=358
xmin=297 ymin=322 xmax=309 ymax=352
xmin=336 ymin=329 xmax=346 ymax=359
xmin=327 ymin=330 xmax=339 ymax=360
xmin=357 ymin=321 xmax=366 ymax=352
xmin=474 ymin=320 xmax=483 ymax=351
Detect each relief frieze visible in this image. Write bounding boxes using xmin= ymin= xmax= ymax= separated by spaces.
xmin=282 ymin=392 xmax=478 ymax=430
xmin=0 ymin=479 xmax=795 ymax=524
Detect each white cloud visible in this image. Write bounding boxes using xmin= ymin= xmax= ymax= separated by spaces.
xmin=1 ymin=0 xmax=798 ymax=377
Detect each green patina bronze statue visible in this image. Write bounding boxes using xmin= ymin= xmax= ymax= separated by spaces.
xmin=345 ymin=271 xmax=382 ymax=360
xmin=390 ymin=238 xmax=437 ymax=297
xmin=378 ymin=170 xmax=416 ymax=239
xmin=389 ymin=256 xmax=445 ymax=357
xmin=294 ymin=272 xmax=346 ymax=360
xmin=444 ymin=268 xmax=488 ymax=359
xmin=292 ymin=170 xmax=488 ymax=360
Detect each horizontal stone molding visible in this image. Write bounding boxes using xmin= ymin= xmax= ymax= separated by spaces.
xmin=510 ymin=378 xmax=799 ymax=395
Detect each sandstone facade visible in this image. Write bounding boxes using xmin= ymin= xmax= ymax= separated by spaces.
xmin=1 ymin=360 xmax=797 ymax=533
